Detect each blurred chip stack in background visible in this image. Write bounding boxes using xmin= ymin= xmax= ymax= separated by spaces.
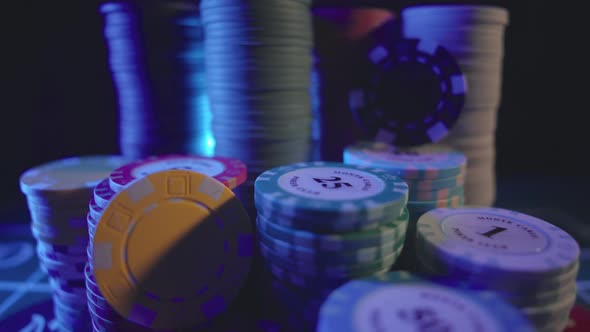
xmin=100 ymin=0 xmax=213 ymax=159
xmin=401 ymin=4 xmax=510 ymax=206
xmin=200 ymin=0 xmax=314 ymax=220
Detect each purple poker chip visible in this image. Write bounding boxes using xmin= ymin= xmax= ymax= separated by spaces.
xmin=93 ymin=178 xmax=117 ymax=208
xmin=108 ymin=154 xmax=247 ymax=192
xmin=88 ymin=198 xmax=104 ymax=223
xmin=36 ymin=242 xmax=86 ymax=262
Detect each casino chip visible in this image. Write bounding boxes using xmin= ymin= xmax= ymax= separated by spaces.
xmin=255 ymin=161 xmax=408 ymax=230
xmin=343 ymin=141 xmax=466 ymax=271
xmin=19 ymin=155 xmax=129 ymax=331
xmin=317 ymin=271 xmax=534 ymax=332
xmin=256 ymin=207 xmax=409 ymax=252
xmin=92 ymin=169 xmax=253 ymax=330
xmin=349 ymin=37 xmax=467 ymax=146
xmin=108 ymin=154 xmax=247 ymax=192
xmin=343 ymin=141 xmax=466 ymax=179
xmin=415 ymin=207 xmax=580 ymax=331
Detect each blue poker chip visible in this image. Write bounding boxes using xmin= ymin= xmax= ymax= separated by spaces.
xmin=254 ymin=162 xmax=408 ymax=229
xmin=349 ymin=38 xmax=466 ymax=146
xmin=343 ymin=141 xmax=467 ymax=180
xmin=317 ymin=271 xmax=535 ymax=332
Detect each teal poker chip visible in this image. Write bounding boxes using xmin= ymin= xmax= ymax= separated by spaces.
xmin=416 ymin=207 xmax=581 ymax=280
xmin=257 ymin=223 xmax=405 ymax=266
xmin=343 ymin=141 xmax=467 ymax=180
xmin=254 ymin=162 xmax=408 ymax=230
xmin=408 ymin=184 xmax=464 ymax=201
xmin=404 ymin=172 xmax=465 ymax=191
xmin=256 ymin=207 xmax=409 ymax=251
xmin=261 ymin=243 xmax=403 ymax=279
xmin=317 ymin=271 xmax=535 ymax=332
xmin=255 ymin=197 xmax=406 ymax=233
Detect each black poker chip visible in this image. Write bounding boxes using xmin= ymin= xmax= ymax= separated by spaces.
xmin=349 ymin=37 xmax=467 ymax=146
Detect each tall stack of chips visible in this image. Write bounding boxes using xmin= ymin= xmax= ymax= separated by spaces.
xmin=343 ymin=141 xmax=466 ymax=270
xmin=254 ymin=161 xmax=409 ymax=330
xmin=84 ymin=155 xmax=250 ymax=331
xmin=100 ymin=1 xmax=213 ymax=159
xmin=19 ymin=155 xmax=129 ymax=332
xmin=200 ymin=0 xmax=314 ymax=220
xmin=317 ymin=271 xmax=535 ymax=332
xmin=401 ymin=4 xmax=510 ymax=206
xmin=416 ymin=207 xmax=580 ymax=332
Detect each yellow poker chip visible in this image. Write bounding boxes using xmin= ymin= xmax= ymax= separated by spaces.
xmin=92 ymin=170 xmax=254 ymax=330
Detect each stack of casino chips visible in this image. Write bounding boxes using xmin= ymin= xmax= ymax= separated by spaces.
xmin=19 ymin=155 xmax=129 ymax=331
xmin=200 ymin=0 xmax=314 ymax=219
xmin=100 ymin=1 xmax=213 ymax=159
xmin=254 ymin=161 xmax=409 ymax=330
xmin=401 ymin=5 xmax=510 ymax=206
xmin=416 ymin=207 xmax=580 ymax=332
xmin=343 ymin=141 xmax=466 ymax=270
xmin=85 ymin=155 xmax=250 ymax=331
xmin=317 ymin=271 xmax=535 ymax=332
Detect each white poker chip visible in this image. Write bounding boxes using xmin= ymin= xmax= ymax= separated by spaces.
xmin=416 ymin=207 xmax=580 ymax=279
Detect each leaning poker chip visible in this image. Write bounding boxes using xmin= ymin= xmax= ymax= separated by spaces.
xmin=343 ymin=141 xmax=467 ymax=180
xmin=92 ymin=169 xmax=254 ymax=330
xmin=254 ymin=161 xmax=408 ymax=225
xmin=19 ymin=155 xmax=131 ymax=200
xmin=317 ymin=271 xmax=534 ymax=332
xmin=349 ymin=38 xmax=467 ymax=146
xmin=257 ymin=207 xmax=409 ymax=251
xmin=108 ymin=154 xmax=247 ymax=192
xmin=416 ymin=207 xmax=580 ymax=279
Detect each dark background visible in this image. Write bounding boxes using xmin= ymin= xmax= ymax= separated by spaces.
xmin=1 ymin=1 xmax=588 ymax=217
